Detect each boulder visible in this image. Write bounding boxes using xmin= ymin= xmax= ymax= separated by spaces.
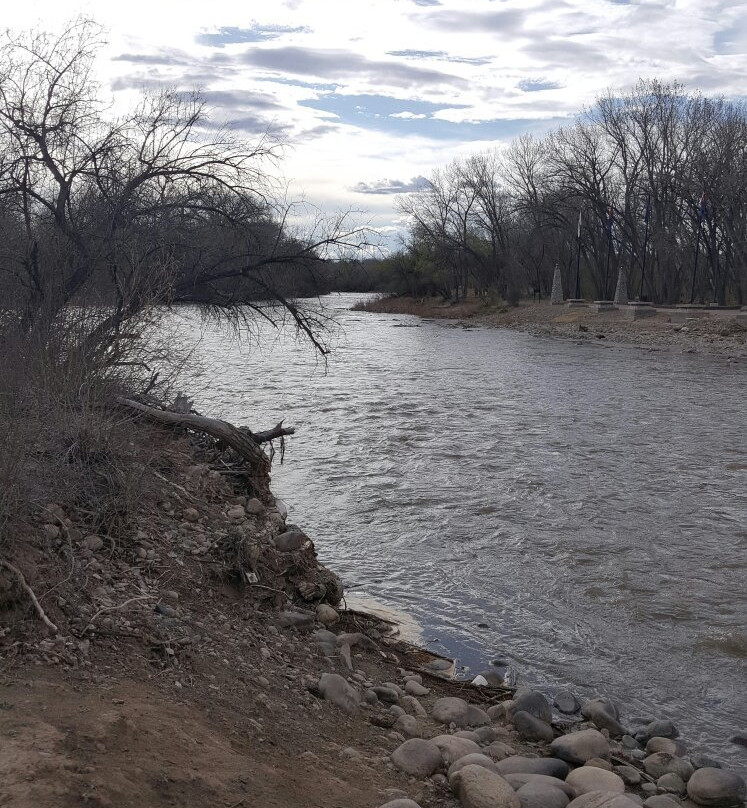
xmin=512 ymin=711 xmax=554 ymax=742
xmin=657 ymin=773 xmax=686 ymax=794
xmin=432 ymin=734 xmax=482 ymax=766
xmin=517 ymin=782 xmax=571 ymax=808
xmin=497 ymin=756 xmax=570 ymax=779
xmin=686 ymin=768 xmax=746 ymax=807
xmin=274 ymin=529 xmax=308 ymax=552
xmin=450 ymin=764 xmax=521 ymax=808
xmin=582 ymin=699 xmax=627 ymax=737
xmin=432 ymin=697 xmax=490 ymax=728
xmin=566 ymin=767 xmax=626 ymax=797
xmin=390 ymin=738 xmax=442 ymax=778
xmin=551 ymin=730 xmax=610 ymax=764
xmin=318 ymin=673 xmax=359 ymax=714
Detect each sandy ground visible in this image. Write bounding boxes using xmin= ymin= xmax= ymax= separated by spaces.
xmin=356 ymin=297 xmax=747 ymax=360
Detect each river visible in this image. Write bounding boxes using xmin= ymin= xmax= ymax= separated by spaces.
xmin=176 ymin=293 xmax=746 ymax=771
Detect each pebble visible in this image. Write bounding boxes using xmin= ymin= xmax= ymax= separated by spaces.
xmin=450 ymin=764 xmax=521 ymax=808
xmin=226 ymin=505 xmax=245 ymax=519
xmin=182 ymin=507 xmax=199 ymax=522
xmin=390 ymin=738 xmax=442 ymax=778
xmin=551 ymin=729 xmax=611 ymax=764
xmin=82 ymin=534 xmax=104 ymax=551
xmin=686 ymin=767 xmax=746 ymax=807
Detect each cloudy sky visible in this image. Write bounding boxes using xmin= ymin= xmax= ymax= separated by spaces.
xmin=5 ymin=0 xmax=747 ymax=246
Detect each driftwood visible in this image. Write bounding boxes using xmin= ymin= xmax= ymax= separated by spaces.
xmin=115 ymin=397 xmax=295 ymax=497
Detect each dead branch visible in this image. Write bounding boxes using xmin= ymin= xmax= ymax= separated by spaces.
xmin=83 ymin=595 xmax=155 ymax=634
xmin=0 ymin=559 xmax=58 ymax=633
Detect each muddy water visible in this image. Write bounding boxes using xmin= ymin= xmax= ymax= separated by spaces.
xmin=177 ymin=294 xmax=746 ymax=770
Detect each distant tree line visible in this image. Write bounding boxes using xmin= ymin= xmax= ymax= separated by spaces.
xmin=348 ymin=81 xmax=747 ymax=306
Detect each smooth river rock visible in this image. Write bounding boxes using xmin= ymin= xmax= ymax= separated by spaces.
xmin=377 ymin=801 xmax=422 ymax=808
xmin=432 ymin=734 xmax=482 ymax=765
xmin=512 ymin=711 xmax=554 ymax=742
xmin=517 ymin=782 xmax=571 ymax=808
xmin=432 ymin=697 xmax=490 ymax=728
xmin=394 ymin=714 xmax=421 ymax=738
xmin=504 ymin=774 xmax=575 ymax=797
xmin=496 ymin=756 xmax=570 ymax=779
xmin=646 ymin=737 xmax=687 ymax=757
xmin=448 ymin=753 xmax=502 ymax=779
xmin=582 ymin=699 xmax=627 ymax=738
xmin=318 ymin=673 xmax=359 ymax=714
xmin=450 ymin=764 xmax=522 ymax=808
xmin=643 ymin=752 xmax=694 ymax=782
xmin=566 ymin=792 xmax=643 ymax=808
xmin=551 ymin=730 xmax=611 ymax=764
xmin=555 ymin=691 xmax=582 ymax=714
xmin=512 ymin=690 xmax=553 ymax=724
xmin=686 ymin=767 xmax=746 ymax=807
xmin=404 ymin=679 xmax=429 ymax=697
xmin=391 ymin=738 xmax=442 ymax=778
xmin=566 ymin=767 xmax=626 ymax=797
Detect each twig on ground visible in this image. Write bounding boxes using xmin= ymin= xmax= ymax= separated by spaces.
xmin=83 ymin=595 xmax=155 ymax=634
xmin=0 ymin=560 xmax=58 ymax=633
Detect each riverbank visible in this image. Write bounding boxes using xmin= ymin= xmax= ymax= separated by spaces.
xmin=353 ymin=296 xmax=747 ymax=360
xmin=1 ymin=410 xmax=745 ymax=808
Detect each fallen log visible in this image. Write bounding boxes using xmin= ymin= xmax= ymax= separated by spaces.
xmin=115 ymin=397 xmax=294 ymax=498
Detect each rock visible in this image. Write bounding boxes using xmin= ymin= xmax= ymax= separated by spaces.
xmin=431 ymin=734 xmax=482 ymax=766
xmin=513 ymin=690 xmax=552 ymax=724
xmin=483 ymin=741 xmax=517 ymax=762
xmin=512 ymin=711 xmax=555 ymax=742
xmin=405 ymin=680 xmax=429 ymax=697
xmin=227 ymin=505 xmax=245 ymax=519
xmin=383 ymin=681 xmax=404 ymax=697
xmin=315 ymin=603 xmax=339 ymax=626
xmin=318 ymin=673 xmax=359 ymax=714
xmin=657 ymin=773 xmax=686 ymax=794
xmin=154 ymin=602 xmax=177 ymax=617
xmin=394 ymin=714 xmax=421 ymax=738
xmin=614 ymin=766 xmax=642 ymax=786
xmin=401 ymin=695 xmax=427 ymax=718
xmin=390 ymin=738 xmax=442 ymax=778
xmin=641 ymin=784 xmax=657 ymax=797
xmin=450 ymin=764 xmax=521 ymax=808
xmin=43 ymin=523 xmax=60 ymax=541
xmin=473 ymin=675 xmax=490 ymax=686
xmin=555 ymin=691 xmax=582 ymax=714
xmin=728 ymin=732 xmax=747 ymax=748
xmin=455 ymin=731 xmax=483 ymax=743
xmin=691 ymin=756 xmax=722 ymax=771
xmin=643 ymin=797 xmax=681 ymax=808
xmin=646 ymin=738 xmax=688 ymax=757
xmin=432 ymin=697 xmax=490 ymax=728
xmin=489 ymin=703 xmax=509 ymax=721
xmin=517 ymin=782 xmax=571 ymax=808
xmin=373 ymin=686 xmax=400 ymax=704
xmin=390 ymin=705 xmax=406 ymax=718
xmin=643 ymin=720 xmax=679 ymax=741
xmin=504 ymin=774 xmax=575 ymax=797
xmin=496 ymin=757 xmax=570 ymax=779
xmin=244 ymin=498 xmax=264 ymax=515
xmin=643 ymin=753 xmax=694 ymax=782
xmin=586 ymin=759 xmax=614 ymax=772
xmin=275 ymin=530 xmax=308 ymax=552
xmin=278 ymin=611 xmax=314 ymax=629
xmin=475 ymin=726 xmax=499 ymax=745
xmin=478 ymin=670 xmax=506 ymax=687
xmin=182 ymin=507 xmax=199 ymax=522
xmin=448 ymin=753 xmax=502 ymax=779
xmin=582 ymin=699 xmax=627 ymax=738
xmin=686 ymin=768 xmax=746 ymax=807
xmin=377 ymin=801 xmax=423 ymax=808
xmin=566 ymin=793 xmax=642 ymax=808
xmin=82 ymin=534 xmax=104 ymax=551
xmin=622 ymin=735 xmax=640 ymax=750
xmin=551 ymin=730 xmax=611 ymax=764
xmin=566 ymin=767 xmax=626 ymax=797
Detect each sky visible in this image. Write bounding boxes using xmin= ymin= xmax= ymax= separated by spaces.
xmin=5 ymin=0 xmax=747 ymax=248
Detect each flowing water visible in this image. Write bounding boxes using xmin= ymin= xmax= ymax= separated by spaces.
xmin=175 ymin=294 xmax=746 ymax=770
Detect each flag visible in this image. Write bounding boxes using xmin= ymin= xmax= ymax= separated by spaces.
xmin=577 ymin=209 xmax=582 ymax=239
xmin=698 ymin=192 xmax=708 ymax=221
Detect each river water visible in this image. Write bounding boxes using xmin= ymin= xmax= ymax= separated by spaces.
xmin=176 ymin=293 xmax=746 ymax=770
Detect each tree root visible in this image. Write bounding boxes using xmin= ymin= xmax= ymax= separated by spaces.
xmin=0 ymin=560 xmax=58 ymax=633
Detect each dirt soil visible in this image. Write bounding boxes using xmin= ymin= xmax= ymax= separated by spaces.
xmin=356 ymin=296 xmax=747 ymax=360
xmin=0 ymin=419 xmax=519 ymax=808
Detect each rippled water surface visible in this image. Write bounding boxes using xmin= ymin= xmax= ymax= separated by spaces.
xmin=175 ymin=294 xmax=746 ymax=769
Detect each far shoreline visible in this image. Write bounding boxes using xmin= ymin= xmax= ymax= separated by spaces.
xmin=351 ymin=295 xmax=747 ymax=361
